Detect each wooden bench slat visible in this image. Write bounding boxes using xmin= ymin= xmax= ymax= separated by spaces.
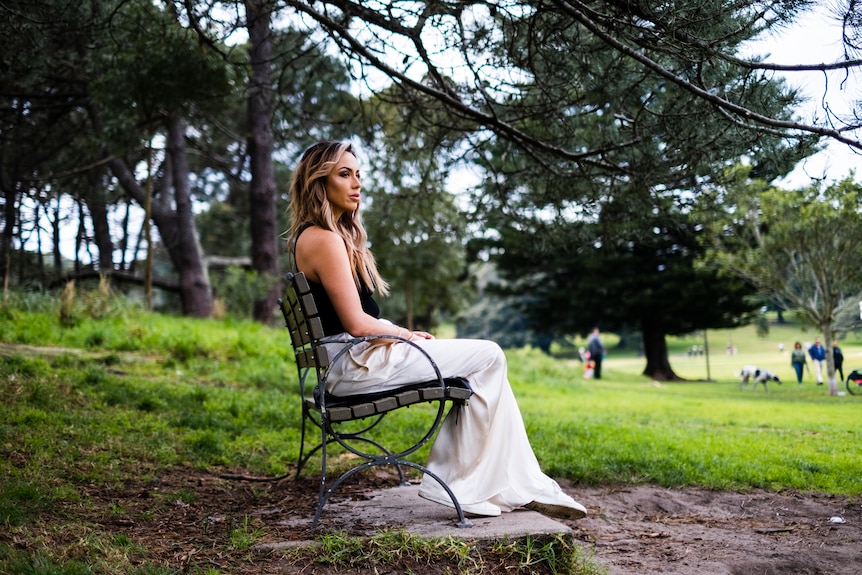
xmin=395 ymin=390 xmax=421 ymax=406
xmin=370 ymin=396 xmax=398 ymax=413
xmin=446 ymin=388 xmax=473 ymax=401
xmin=420 ymin=388 xmax=444 ymax=401
xmin=304 ymin=385 xmax=473 ymax=422
xmin=296 ymin=349 xmax=316 ymax=369
xmin=328 ymin=406 xmax=355 ymax=421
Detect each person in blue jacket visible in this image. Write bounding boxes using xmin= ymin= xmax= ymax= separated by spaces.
xmin=808 ymin=337 xmax=826 ymax=385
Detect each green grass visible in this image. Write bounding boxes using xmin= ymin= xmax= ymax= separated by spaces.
xmin=511 ymin=317 xmax=862 ymax=494
xmin=1 ymin=291 xmax=860 ymax=574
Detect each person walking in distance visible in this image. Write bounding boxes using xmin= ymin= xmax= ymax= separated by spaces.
xmin=808 ymin=337 xmax=826 ymax=385
xmin=790 ymin=341 xmax=808 ymax=384
xmin=587 ymin=328 xmax=606 ymax=380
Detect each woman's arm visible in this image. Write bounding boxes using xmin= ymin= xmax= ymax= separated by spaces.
xmin=295 ymin=227 xmax=431 ymax=341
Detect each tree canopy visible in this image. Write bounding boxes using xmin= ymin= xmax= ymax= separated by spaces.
xmin=489 ymin=205 xmax=761 ymax=380
xmin=282 ymin=0 xmax=861 ymax=165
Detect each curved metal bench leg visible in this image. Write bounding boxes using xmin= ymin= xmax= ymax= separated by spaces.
xmin=328 ymin=432 xmax=408 ymax=484
xmin=329 ymin=416 xmax=409 ymax=484
xmin=302 ymin=435 xmax=408 ymax=484
xmin=418 ymin=465 xmax=473 ymax=529
xmin=312 ymin=460 xmax=472 ymax=529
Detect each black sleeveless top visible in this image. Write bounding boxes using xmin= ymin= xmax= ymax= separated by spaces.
xmin=295 ymin=224 xmax=381 ymax=336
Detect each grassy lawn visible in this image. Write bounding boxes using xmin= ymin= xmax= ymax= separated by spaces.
xmin=1 ymin=292 xmax=861 ymax=574
xmin=512 ymin=318 xmax=862 ymax=495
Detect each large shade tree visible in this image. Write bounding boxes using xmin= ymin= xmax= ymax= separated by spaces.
xmin=454 ymin=0 xmax=813 ymax=378
xmin=490 ymin=204 xmax=761 ymax=380
xmin=0 ymin=0 xmax=236 ymax=315
xmin=1 ymin=0 xmax=361 ymax=318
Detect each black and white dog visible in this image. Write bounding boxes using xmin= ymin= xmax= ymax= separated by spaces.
xmin=738 ymin=365 xmax=782 ymax=391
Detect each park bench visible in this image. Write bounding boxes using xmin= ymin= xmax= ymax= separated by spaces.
xmin=277 ymin=271 xmax=475 ymax=528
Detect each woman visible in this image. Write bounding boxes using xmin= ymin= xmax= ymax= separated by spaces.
xmin=287 ymin=141 xmax=586 ymax=520
xmin=791 ymin=342 xmax=807 ymax=384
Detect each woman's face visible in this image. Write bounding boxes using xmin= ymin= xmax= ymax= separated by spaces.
xmin=325 ymin=151 xmax=361 ymax=219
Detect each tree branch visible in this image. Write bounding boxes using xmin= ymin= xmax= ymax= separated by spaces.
xmin=281 ymin=0 xmax=637 ymax=165
xmin=554 ymin=0 xmax=862 ymax=151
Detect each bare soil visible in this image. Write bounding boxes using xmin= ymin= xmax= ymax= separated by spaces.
xmin=571 ymin=482 xmax=861 ymax=575
xmin=30 ymin=466 xmax=860 ymax=575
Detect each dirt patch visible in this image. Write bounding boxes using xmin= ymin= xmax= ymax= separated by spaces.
xmin=19 ymin=467 xmax=861 ymax=574
xmin=572 ymin=483 xmax=862 ymax=575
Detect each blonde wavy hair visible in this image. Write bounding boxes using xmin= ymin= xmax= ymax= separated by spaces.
xmin=287 ymin=141 xmax=389 ymax=295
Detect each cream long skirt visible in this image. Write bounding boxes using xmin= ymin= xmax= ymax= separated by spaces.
xmin=323 ymin=337 xmax=563 ymax=511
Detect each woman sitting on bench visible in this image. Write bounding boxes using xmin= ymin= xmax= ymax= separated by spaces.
xmin=286 ymin=140 xmax=586 ymax=520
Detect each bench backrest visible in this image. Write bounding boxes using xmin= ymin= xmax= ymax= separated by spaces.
xmin=278 ymin=272 xmax=333 ymax=392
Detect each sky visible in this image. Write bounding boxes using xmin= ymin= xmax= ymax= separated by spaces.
xmin=745 ymin=3 xmax=861 ymax=187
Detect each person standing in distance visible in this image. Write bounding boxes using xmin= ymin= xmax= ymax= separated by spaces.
xmin=790 ymin=341 xmax=808 ymax=384
xmin=808 ymin=337 xmax=826 ymax=385
xmin=587 ymin=327 xmax=606 ymax=380
xmin=833 ymin=340 xmax=844 ymax=382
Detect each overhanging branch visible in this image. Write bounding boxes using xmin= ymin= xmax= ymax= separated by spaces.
xmin=554 ymin=0 xmax=862 ymax=151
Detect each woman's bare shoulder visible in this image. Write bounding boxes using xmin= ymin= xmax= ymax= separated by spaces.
xmin=296 ymin=227 xmax=348 ymax=278
xmin=297 ymin=225 xmax=341 ymax=247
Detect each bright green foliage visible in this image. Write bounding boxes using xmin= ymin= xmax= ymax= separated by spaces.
xmin=89 ymin=1 xmax=237 ymax=141
xmin=228 ymin=516 xmax=264 ymax=551
xmin=701 ymin=171 xmax=862 ymax=394
xmin=456 ymin=263 xmax=550 ymax=351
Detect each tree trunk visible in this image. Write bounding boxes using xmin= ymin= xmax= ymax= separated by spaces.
xmin=85 ymin=168 xmax=115 ymax=273
xmin=51 ymin=196 xmax=63 ymax=274
xmin=107 ymin=122 xmax=213 ymax=317
xmin=87 ymin=100 xmax=212 ymax=316
xmin=246 ymin=0 xmax=280 ymax=323
xmin=641 ymin=322 xmax=684 ymax=381
xmin=74 ymin=198 xmax=86 ymax=273
xmin=0 ymin=166 xmax=17 ymax=292
xmin=162 ymin=113 xmax=213 ymax=318
xmin=822 ymin=324 xmax=839 ymax=396
xmin=118 ymin=198 xmax=131 ymax=271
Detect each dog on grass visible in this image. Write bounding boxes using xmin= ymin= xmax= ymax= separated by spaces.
xmin=738 ymin=365 xmax=782 ymax=392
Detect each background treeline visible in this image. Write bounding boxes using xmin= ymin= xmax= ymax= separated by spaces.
xmin=2 ymin=0 xmax=862 ymax=383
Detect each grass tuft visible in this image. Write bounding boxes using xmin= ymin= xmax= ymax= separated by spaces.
xmin=492 ymin=534 xmax=607 ymax=575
